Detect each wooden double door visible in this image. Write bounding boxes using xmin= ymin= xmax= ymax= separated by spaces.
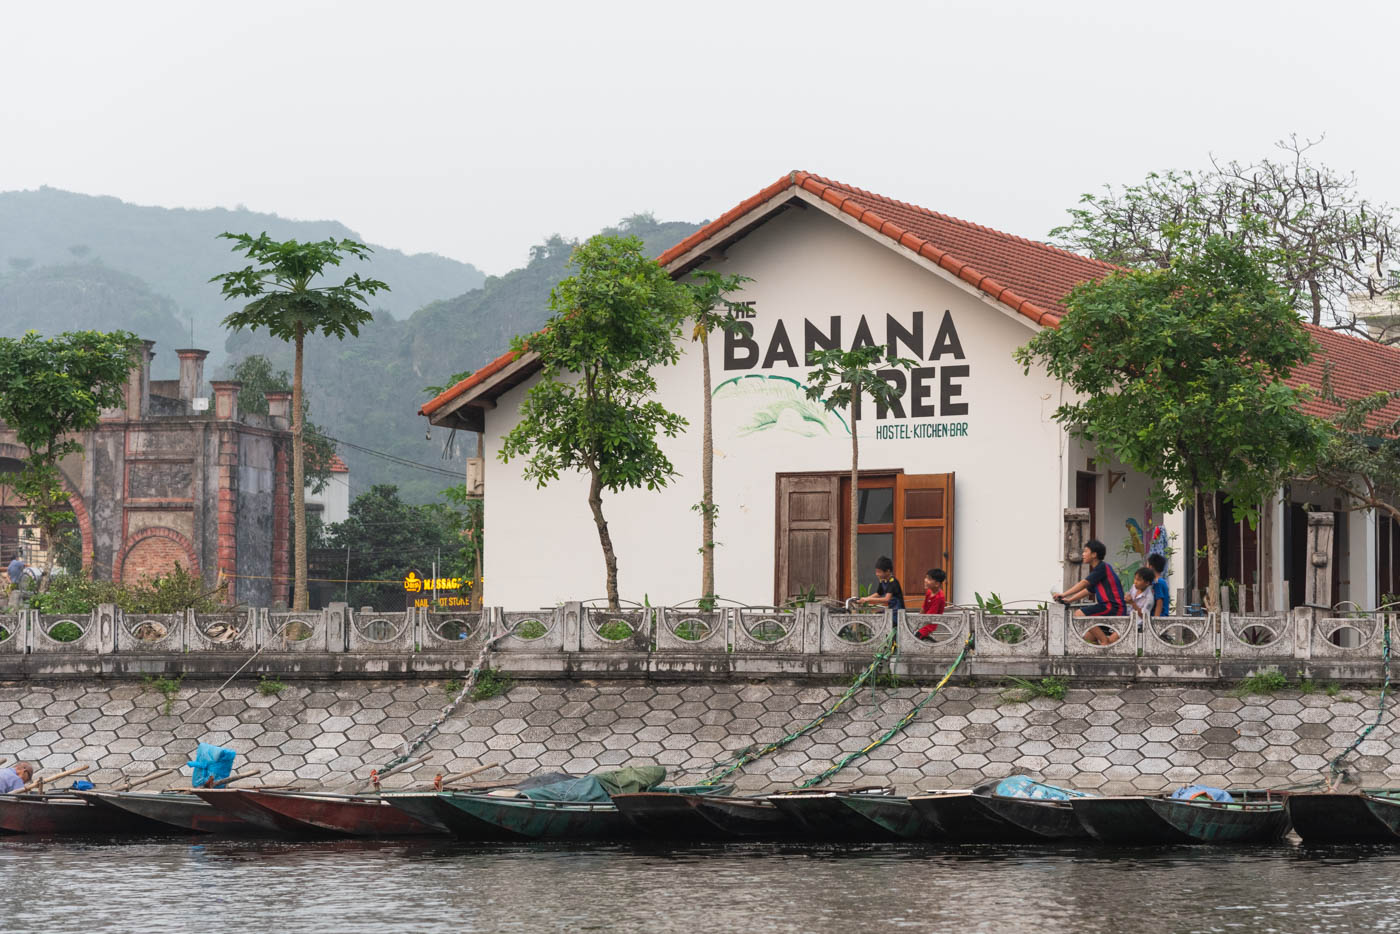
xmin=775 ymin=471 xmax=954 ymax=603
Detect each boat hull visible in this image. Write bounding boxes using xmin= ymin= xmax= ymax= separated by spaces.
xmin=1071 ymin=797 xmax=1194 ymax=845
xmin=237 ymin=791 xmax=448 ymax=837
xmin=768 ymin=793 xmax=901 ymax=841
xmin=838 ymin=794 xmax=936 ymax=840
xmin=0 ymin=795 xmax=155 ymax=835
xmin=908 ymin=793 xmax=1025 ymax=843
xmin=385 ymin=793 xmax=524 ymax=841
xmin=1144 ymin=798 xmax=1289 ymax=844
xmin=440 ymin=794 xmax=631 ymax=840
xmin=613 ymin=793 xmax=728 ymax=840
xmin=974 ymin=795 xmax=1091 ymax=841
xmin=191 ymin=789 xmax=324 ymax=835
xmin=688 ymin=796 xmax=800 ymax=838
xmin=1287 ymin=793 xmax=1400 ymax=844
xmin=76 ymin=791 xmax=266 ymax=835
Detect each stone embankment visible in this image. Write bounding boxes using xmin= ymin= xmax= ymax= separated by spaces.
xmin=0 ymin=679 xmax=1391 ymax=794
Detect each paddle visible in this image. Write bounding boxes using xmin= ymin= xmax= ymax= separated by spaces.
xmin=432 ymin=764 xmax=496 ymax=790
xmin=22 ymin=763 xmax=90 ymax=794
xmin=120 ymin=767 xmax=178 ymax=791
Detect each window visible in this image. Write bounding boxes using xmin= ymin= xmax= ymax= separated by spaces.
xmin=775 ymin=471 xmax=954 ymax=603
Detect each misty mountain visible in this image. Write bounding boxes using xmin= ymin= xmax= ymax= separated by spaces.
xmin=225 ymin=214 xmax=704 ymax=503
xmin=0 ymin=187 xmax=485 ymax=362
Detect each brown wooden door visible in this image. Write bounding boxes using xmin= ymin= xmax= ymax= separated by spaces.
xmin=1075 ymin=472 xmax=1097 ymax=540
xmin=775 ymin=474 xmax=841 ymax=603
xmin=896 ymin=473 xmax=954 ymax=600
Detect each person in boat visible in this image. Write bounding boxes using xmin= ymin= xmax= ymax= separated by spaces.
xmin=855 ymin=556 xmax=904 ymax=614
xmin=0 ymin=762 xmax=33 ymax=794
xmin=1052 ymin=539 xmax=1125 ymax=645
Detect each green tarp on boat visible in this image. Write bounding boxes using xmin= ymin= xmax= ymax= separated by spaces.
xmin=522 ymin=766 xmax=668 ymax=803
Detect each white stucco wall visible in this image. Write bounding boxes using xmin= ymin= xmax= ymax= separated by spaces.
xmin=480 ymin=205 xmax=1075 ymax=608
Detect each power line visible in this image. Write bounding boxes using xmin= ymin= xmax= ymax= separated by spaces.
xmin=318 ymin=434 xmax=465 ymax=480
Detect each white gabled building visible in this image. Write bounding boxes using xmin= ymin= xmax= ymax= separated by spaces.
xmin=422 ymin=172 xmax=1400 ymax=612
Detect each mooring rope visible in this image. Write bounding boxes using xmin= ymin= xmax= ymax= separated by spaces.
xmin=1325 ymin=619 xmax=1392 ymax=789
xmin=800 ymin=630 xmax=974 ymax=788
xmin=699 ymin=630 xmax=898 ymax=787
xmin=374 ymin=623 xmax=518 ymax=775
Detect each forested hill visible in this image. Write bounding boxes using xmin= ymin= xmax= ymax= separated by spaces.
xmin=225 ymin=214 xmax=705 ymax=503
xmin=0 ymin=187 xmax=485 ymax=362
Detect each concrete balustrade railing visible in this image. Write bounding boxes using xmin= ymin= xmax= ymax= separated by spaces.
xmin=0 ymin=603 xmax=1387 ymax=682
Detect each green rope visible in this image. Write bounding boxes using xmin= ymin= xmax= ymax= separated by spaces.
xmin=1326 ymin=619 xmax=1391 ymax=787
xmin=700 ymin=630 xmax=897 ymax=786
xmin=800 ymin=631 xmax=973 ymax=789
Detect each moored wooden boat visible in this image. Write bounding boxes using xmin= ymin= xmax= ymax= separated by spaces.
xmin=973 ymin=794 xmax=1091 ymax=841
xmin=1071 ymin=796 xmax=1194 ymax=845
xmin=688 ymin=795 xmax=801 ymax=838
xmin=0 ymin=793 xmax=156 ymax=835
xmin=383 ymin=792 xmax=523 ymax=840
xmin=439 ymin=793 xmax=632 ymax=840
xmin=233 ymin=790 xmax=448 ymax=837
xmin=908 ymin=792 xmax=1024 ymax=843
xmin=191 ymin=788 xmax=324 ymax=835
xmin=76 ymin=790 xmax=267 ymax=835
xmin=1287 ymin=792 xmax=1400 ymax=844
xmin=1143 ymin=797 xmax=1289 ymax=844
xmin=767 ymin=791 xmax=902 ymax=841
xmin=613 ymin=792 xmax=729 ymax=840
xmin=837 ymin=793 xmax=936 ymax=840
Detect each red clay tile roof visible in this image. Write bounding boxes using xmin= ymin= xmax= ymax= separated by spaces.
xmin=328 ymin=454 xmax=349 ymax=473
xmin=420 ymin=171 xmax=1119 ymax=418
xmin=1292 ymin=324 xmax=1400 ymax=425
xmin=419 ymin=171 xmax=1400 ymax=424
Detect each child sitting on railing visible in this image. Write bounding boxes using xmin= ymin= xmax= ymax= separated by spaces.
xmin=916 ymin=568 xmax=947 ymax=640
xmin=1127 ymin=566 xmax=1156 ymax=630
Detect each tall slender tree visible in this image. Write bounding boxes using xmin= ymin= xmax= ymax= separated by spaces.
xmin=499 ymin=235 xmax=691 ymax=611
xmin=212 ymin=234 xmax=388 ymax=609
xmin=804 ymin=346 xmax=916 ymax=599
xmin=685 ymin=271 xmax=751 ymax=606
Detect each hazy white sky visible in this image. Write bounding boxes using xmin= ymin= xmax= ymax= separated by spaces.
xmin=4 ymin=0 xmax=1396 ymax=276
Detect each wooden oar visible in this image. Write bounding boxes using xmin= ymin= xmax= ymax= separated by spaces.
xmin=213 ymin=768 xmax=261 ymax=788
xmin=432 ymin=763 xmax=496 ymax=789
xmin=120 ymin=767 xmax=177 ymax=791
xmin=22 ymin=763 xmax=89 ymax=793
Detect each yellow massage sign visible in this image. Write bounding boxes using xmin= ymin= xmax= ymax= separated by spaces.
xmin=402 ymin=572 xmax=463 ymax=593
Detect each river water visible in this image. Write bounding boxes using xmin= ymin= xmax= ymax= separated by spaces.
xmin=3 ymin=839 xmax=1400 ymax=933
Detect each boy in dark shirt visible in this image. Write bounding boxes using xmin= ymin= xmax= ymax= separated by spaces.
xmin=1052 ymin=538 xmax=1126 ymax=645
xmin=857 ymin=555 xmax=905 ymax=611
xmin=1147 ymin=553 xmax=1171 ymax=616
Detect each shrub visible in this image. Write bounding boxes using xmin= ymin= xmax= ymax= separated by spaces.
xmin=471 ymin=668 xmax=511 ymax=701
xmin=1002 ymin=676 xmax=1068 ymax=704
xmin=1231 ymin=668 xmax=1288 ymax=697
xmin=256 ymin=676 xmax=286 ymax=696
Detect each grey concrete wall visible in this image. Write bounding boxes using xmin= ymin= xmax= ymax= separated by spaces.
xmin=0 ymin=678 xmax=1392 ymax=794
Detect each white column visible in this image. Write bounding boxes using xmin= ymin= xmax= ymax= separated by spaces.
xmin=1354 ymin=507 xmax=1378 ymax=609
xmin=1161 ymin=506 xmax=1188 ymax=600
xmin=1269 ymin=495 xmax=1286 ymax=612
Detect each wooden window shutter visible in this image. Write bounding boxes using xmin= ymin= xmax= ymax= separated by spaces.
xmin=775 ymin=474 xmax=841 ymax=603
xmin=895 ymin=473 xmax=954 ymax=598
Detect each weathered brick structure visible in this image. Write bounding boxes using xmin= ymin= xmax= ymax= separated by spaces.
xmin=0 ymin=341 xmax=292 ymax=605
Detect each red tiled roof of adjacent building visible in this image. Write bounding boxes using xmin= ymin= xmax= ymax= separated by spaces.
xmin=1293 ymin=324 xmax=1400 ymax=425
xmin=418 ymin=170 xmax=1400 ymax=424
xmin=328 ymin=454 xmax=349 ymax=473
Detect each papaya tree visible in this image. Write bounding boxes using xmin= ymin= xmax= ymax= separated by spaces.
xmin=804 ymin=345 xmax=916 ymax=599
xmin=686 ymin=270 xmax=752 ymax=607
xmin=212 ymin=234 xmax=388 ymax=610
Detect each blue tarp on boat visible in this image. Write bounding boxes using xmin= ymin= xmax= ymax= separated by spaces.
xmin=994 ymin=775 xmax=1089 ymax=800
xmin=1171 ymin=785 xmax=1234 ymax=802
xmin=188 ymin=742 xmax=236 ymax=788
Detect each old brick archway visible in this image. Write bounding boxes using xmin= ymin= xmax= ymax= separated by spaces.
xmin=114 ymin=527 xmax=200 ymax=585
xmin=0 ymin=441 xmax=94 ymax=574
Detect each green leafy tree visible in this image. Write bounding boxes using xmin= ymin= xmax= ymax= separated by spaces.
xmin=804 ymin=346 xmax=916 ymax=599
xmin=498 ymin=235 xmax=691 ymax=610
xmin=686 ymin=271 xmax=752 ymax=605
xmin=1015 ymin=234 xmax=1329 ymax=610
xmin=0 ymin=330 xmax=138 ymax=588
xmin=230 ymin=354 xmax=335 ymax=494
xmin=325 ymin=484 xmax=469 ymax=608
xmin=1307 ymin=386 xmax=1400 ymax=526
xmin=212 ymin=233 xmax=388 ymax=610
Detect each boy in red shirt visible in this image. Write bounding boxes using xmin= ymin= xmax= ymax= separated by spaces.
xmin=916 ymin=568 xmax=947 ymax=640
